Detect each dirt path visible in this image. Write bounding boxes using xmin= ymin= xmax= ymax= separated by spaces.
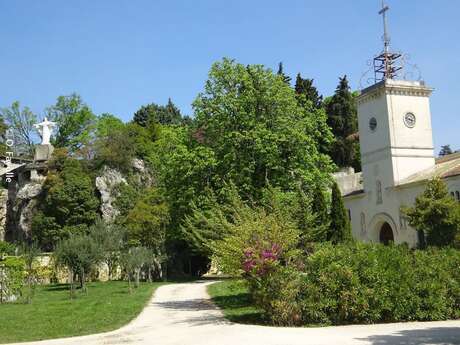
xmin=10 ymin=280 xmax=460 ymax=345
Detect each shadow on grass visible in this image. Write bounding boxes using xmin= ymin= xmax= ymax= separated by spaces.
xmin=44 ymin=284 xmax=72 ymax=291
xmin=212 ymin=291 xmax=266 ymax=325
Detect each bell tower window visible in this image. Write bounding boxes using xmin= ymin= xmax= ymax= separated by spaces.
xmin=376 ymin=180 xmax=383 ymax=204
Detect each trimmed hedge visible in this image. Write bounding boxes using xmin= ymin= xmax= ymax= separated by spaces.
xmin=248 ymin=243 xmax=460 ymax=326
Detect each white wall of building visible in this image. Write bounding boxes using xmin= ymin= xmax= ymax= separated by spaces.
xmin=344 ymin=79 xmax=445 ymax=247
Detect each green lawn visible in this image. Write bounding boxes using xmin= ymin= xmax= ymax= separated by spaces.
xmin=207 ymin=279 xmax=265 ymax=324
xmin=0 ymin=281 xmax=165 ymax=344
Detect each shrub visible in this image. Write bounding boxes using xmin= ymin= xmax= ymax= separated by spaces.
xmin=232 ymin=242 xmax=459 ymax=326
xmin=299 ymin=243 xmax=460 ymax=325
xmin=0 ymin=256 xmax=25 ymax=303
xmin=0 ymin=241 xmax=16 ymax=257
xmin=248 ymin=266 xmax=303 ymax=326
xmin=212 ymin=196 xmax=303 ymax=325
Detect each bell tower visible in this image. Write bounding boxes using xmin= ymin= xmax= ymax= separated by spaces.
xmin=358 ymin=1 xmax=435 ymax=192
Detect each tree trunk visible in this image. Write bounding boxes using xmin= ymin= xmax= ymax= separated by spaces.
xmin=81 ymin=268 xmax=86 ymax=294
xmin=69 ymin=268 xmax=74 ymax=299
xmin=147 ymin=266 xmax=152 ymax=283
xmin=107 ymin=261 xmax=113 ymax=281
xmin=128 ymin=273 xmax=132 ymax=294
xmin=135 ymin=269 xmax=140 ymax=288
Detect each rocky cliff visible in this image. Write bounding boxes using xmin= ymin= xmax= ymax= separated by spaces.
xmin=1 ymin=158 xmax=155 ymax=241
xmin=95 ymin=159 xmax=155 ymax=223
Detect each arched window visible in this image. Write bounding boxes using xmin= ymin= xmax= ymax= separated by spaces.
xmin=376 ymin=180 xmax=383 ymax=204
xmin=456 ymin=191 xmax=460 ymax=201
xmin=360 ymin=212 xmax=366 ymax=234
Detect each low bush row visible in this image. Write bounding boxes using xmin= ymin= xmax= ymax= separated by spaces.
xmin=246 ymin=243 xmax=460 ymax=326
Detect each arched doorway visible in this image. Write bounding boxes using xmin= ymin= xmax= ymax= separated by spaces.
xmin=379 ymin=222 xmax=394 ymax=245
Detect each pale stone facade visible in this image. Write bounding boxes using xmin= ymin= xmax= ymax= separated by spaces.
xmin=336 ymin=79 xmax=460 ymax=247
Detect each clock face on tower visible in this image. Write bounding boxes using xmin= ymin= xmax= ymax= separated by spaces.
xmin=404 ymin=112 xmax=416 ymax=128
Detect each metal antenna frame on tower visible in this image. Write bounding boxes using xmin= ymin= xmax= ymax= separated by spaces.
xmin=373 ymin=0 xmax=402 ymax=82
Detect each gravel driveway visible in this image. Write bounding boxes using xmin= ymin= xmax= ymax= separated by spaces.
xmin=10 ymin=280 xmax=460 ymax=345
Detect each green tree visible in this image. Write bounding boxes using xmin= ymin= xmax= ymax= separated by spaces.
xmin=325 ymin=76 xmax=360 ymax=170
xmin=439 ymin=145 xmax=453 ymax=157
xmin=277 ymin=62 xmax=291 ymax=85
xmin=193 ymin=58 xmax=334 ymax=199
xmin=309 ymin=185 xmax=330 ymax=242
xmin=54 ymin=234 xmax=102 ymax=296
xmin=0 ymin=101 xmax=37 ymax=156
xmin=32 ymin=157 xmax=100 ymax=250
xmin=95 ymin=113 xmax=124 ymax=138
xmin=404 ymin=178 xmax=460 ymax=247
xmin=120 ymin=246 xmax=149 ymax=292
xmin=151 ymin=125 xmax=217 ymax=275
xmin=123 ymin=188 xmax=169 ymax=254
xmin=133 ymin=98 xmax=182 ymax=127
xmin=46 ymin=94 xmax=96 ymax=152
xmin=19 ymin=242 xmax=40 ymax=304
xmin=211 ymin=194 xmax=301 ymax=275
xmin=294 ymin=75 xmax=332 ymax=155
xmin=328 ymin=182 xmax=352 ymax=244
xmin=89 ymin=219 xmax=126 ymax=280
xmin=294 ymin=73 xmax=322 ymax=108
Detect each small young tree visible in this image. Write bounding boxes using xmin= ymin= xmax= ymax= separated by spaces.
xmin=404 ymin=178 xmax=460 ymax=247
xmin=328 ymin=182 xmax=352 ymax=244
xmin=120 ymin=247 xmax=149 ymax=293
xmin=19 ymin=242 xmax=40 ymax=304
xmin=54 ymin=234 xmax=102 ymax=297
xmin=89 ymin=220 xmax=126 ymax=280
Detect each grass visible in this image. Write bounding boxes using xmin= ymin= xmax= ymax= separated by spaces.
xmin=0 ymin=281 xmax=165 ymax=344
xmin=207 ymin=279 xmax=265 ymax=324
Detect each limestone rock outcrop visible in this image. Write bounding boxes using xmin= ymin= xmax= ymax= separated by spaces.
xmin=13 ymin=182 xmax=45 ymax=239
xmin=95 ymin=166 xmax=127 ymax=223
xmin=95 ymin=159 xmax=155 ymax=223
xmin=131 ymin=158 xmax=155 ymax=187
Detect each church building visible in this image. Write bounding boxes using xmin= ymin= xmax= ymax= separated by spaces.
xmin=335 ymin=3 xmax=460 ymax=247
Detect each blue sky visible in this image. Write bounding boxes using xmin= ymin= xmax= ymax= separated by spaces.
xmin=0 ymin=0 xmax=459 ymax=152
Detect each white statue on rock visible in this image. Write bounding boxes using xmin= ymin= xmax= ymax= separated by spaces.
xmin=34 ymin=117 xmax=56 ymax=145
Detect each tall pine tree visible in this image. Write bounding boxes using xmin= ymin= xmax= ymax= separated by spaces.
xmin=277 ymin=62 xmax=292 ymax=85
xmin=294 ymin=73 xmax=322 ymax=108
xmin=325 ymin=75 xmax=360 ymax=170
xmin=328 ymin=182 xmax=352 ymax=244
xmin=133 ymin=98 xmax=183 ymax=127
xmin=439 ymin=145 xmax=453 ymax=157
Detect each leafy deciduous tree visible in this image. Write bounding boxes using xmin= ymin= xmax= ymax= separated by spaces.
xmin=0 ymin=101 xmax=37 ymax=156
xmin=46 ymin=94 xmax=96 ymax=152
xmin=193 ymin=58 xmax=334 ymax=199
xmin=404 ymin=178 xmax=460 ymax=248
